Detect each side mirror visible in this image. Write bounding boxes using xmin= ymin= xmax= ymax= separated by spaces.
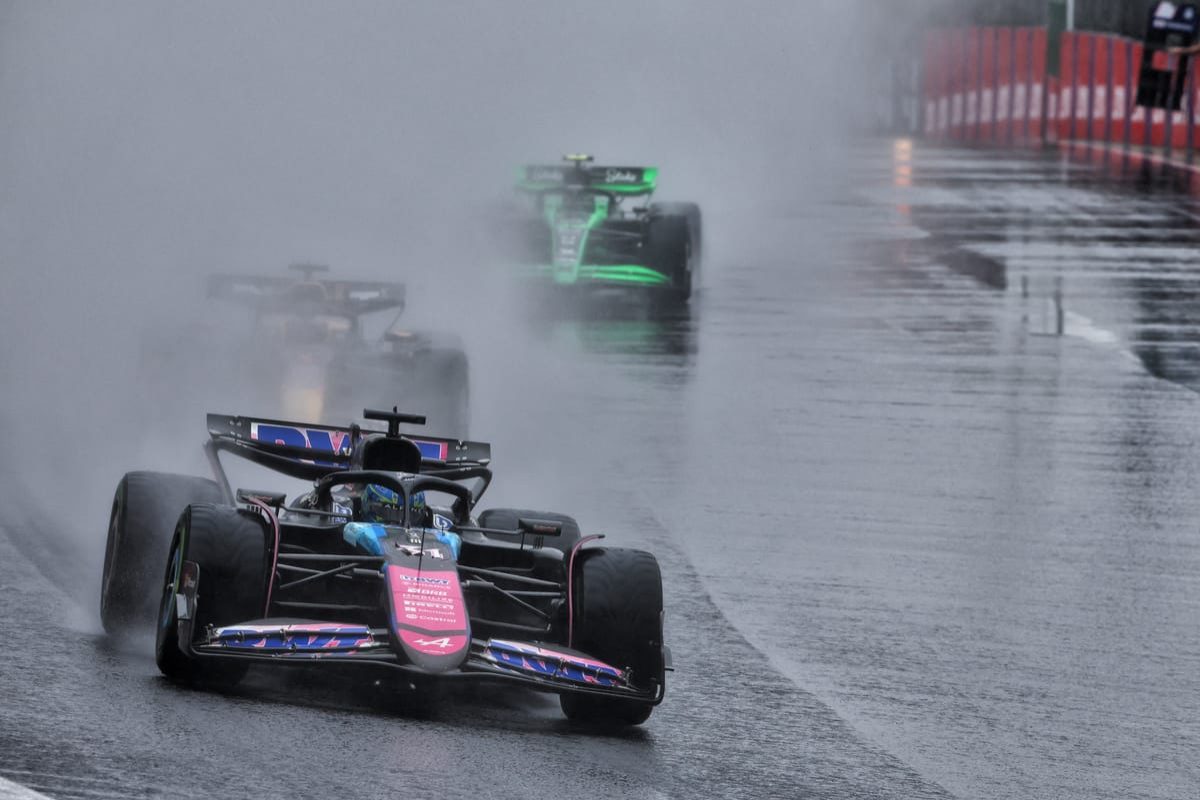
xmin=517 ymin=517 xmax=564 ymax=537
xmin=237 ymin=488 xmax=286 ymax=508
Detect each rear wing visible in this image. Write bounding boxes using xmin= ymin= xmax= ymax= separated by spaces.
xmin=207 ymin=274 xmax=406 ymax=317
xmin=205 ymin=413 xmax=491 ymax=483
xmin=516 ymin=164 xmax=658 ymax=195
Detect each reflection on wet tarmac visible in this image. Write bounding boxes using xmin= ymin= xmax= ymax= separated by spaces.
xmin=524 ymin=292 xmax=699 ymax=362
xmin=824 ymin=142 xmax=1200 ymax=799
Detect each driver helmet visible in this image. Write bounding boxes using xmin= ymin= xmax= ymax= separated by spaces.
xmin=362 ymin=484 xmax=425 ymax=525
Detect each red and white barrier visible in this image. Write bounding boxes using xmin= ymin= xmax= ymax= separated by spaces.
xmin=924 ymin=27 xmax=1047 ymax=143
xmin=922 ymin=26 xmax=1200 ymax=150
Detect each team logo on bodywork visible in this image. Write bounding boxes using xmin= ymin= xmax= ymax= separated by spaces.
xmin=250 ymin=423 xmax=450 ymax=461
xmin=251 ymin=423 xmax=350 ymax=456
xmin=604 ymin=168 xmax=641 ymax=184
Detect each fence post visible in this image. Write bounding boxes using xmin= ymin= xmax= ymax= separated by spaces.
xmin=1125 ymin=40 xmax=1135 ymax=153
xmin=1086 ymin=34 xmax=1097 ymax=143
xmin=1187 ymin=57 xmax=1196 ymax=163
xmin=1070 ymin=33 xmax=1080 ymax=140
xmin=1008 ymin=28 xmax=1018 ymax=145
xmin=1103 ymin=36 xmax=1114 ymax=147
xmin=973 ymin=27 xmax=984 ymax=142
xmin=1027 ymin=27 xmax=1037 ymax=142
xmin=992 ymin=27 xmax=1002 ymax=144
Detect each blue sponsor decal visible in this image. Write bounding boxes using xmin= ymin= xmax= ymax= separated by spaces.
xmin=208 ymin=624 xmax=377 ymax=652
xmin=251 ymin=423 xmax=350 ymax=467
xmin=252 ymin=423 xmax=351 ymax=455
xmin=250 ymin=423 xmax=448 ymax=465
xmin=482 ymin=640 xmax=624 ymax=687
xmin=413 ymin=440 xmax=448 ymax=460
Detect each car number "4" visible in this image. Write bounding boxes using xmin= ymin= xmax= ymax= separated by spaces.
xmin=413 ymin=637 xmax=455 ymax=649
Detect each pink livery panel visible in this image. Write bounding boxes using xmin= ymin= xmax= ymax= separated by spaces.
xmin=385 ymin=562 xmax=471 ymax=672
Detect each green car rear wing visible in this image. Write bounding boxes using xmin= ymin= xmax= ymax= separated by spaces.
xmin=517 ymin=163 xmax=658 ymax=196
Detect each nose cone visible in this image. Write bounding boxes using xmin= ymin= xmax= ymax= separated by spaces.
xmin=383 ymin=543 xmax=470 ymax=672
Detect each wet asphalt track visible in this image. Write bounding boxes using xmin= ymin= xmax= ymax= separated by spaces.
xmin=3 ymin=140 xmax=1200 ymax=799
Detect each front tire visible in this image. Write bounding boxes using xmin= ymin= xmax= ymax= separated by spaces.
xmin=560 ymin=548 xmax=665 ymax=725
xmin=155 ymin=503 xmax=268 ymax=687
xmin=100 ymin=471 xmax=224 ymax=635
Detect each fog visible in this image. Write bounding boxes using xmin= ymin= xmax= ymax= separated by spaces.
xmin=0 ymin=1 xmax=877 ymax=575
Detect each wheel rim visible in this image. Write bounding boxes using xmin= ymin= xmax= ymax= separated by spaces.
xmin=99 ymin=492 xmax=122 ymax=618
xmin=678 ymin=241 xmax=693 ymax=296
xmin=158 ymin=536 xmax=182 ymax=634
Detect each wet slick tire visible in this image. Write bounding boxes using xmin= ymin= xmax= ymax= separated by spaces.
xmin=427 ymin=347 xmax=470 ymax=437
xmin=560 ymin=548 xmax=664 ymax=726
xmin=649 ymin=201 xmax=702 ymax=270
xmin=100 ymin=471 xmax=223 ymax=635
xmin=476 ymin=508 xmax=582 ymax=553
xmin=645 ymin=214 xmax=692 ymax=303
xmin=155 ymin=503 xmax=268 ymax=687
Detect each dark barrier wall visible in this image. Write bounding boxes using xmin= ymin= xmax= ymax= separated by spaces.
xmin=1075 ymin=3 xmax=1155 ymax=38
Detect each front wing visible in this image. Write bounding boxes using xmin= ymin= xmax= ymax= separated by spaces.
xmin=520 ymin=262 xmax=673 ymax=289
xmin=176 ymin=608 xmax=662 ymax=704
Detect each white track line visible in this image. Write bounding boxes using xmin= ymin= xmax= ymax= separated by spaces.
xmin=0 ymin=777 xmax=53 ymax=800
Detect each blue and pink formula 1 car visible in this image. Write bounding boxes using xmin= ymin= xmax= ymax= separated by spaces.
xmin=99 ymin=408 xmax=668 ymax=725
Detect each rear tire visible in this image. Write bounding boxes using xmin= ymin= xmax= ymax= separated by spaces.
xmin=155 ymin=503 xmax=268 ymax=687
xmin=100 ymin=471 xmax=224 ymax=635
xmin=560 ymin=548 xmax=664 ymax=725
xmin=382 ymin=346 xmax=470 ymax=438
xmin=476 ymin=508 xmax=582 ymax=553
xmin=428 ymin=347 xmax=470 ymax=438
xmin=645 ymin=214 xmax=692 ymax=303
xmin=650 ymin=202 xmax=702 ymax=271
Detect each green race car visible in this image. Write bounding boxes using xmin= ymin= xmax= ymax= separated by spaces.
xmin=515 ymin=154 xmax=701 ymax=302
